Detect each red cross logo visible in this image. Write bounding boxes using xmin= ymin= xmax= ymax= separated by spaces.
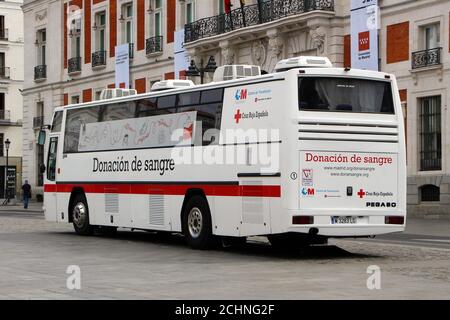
xmin=234 ymin=109 xmax=242 ymax=124
xmin=357 ymin=189 xmax=366 ymax=199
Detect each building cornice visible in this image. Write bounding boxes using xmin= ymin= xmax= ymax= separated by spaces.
xmin=22 ymin=0 xmax=59 ymax=12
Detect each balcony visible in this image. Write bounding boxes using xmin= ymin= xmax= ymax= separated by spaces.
xmin=92 ymin=50 xmax=107 ymax=68
xmin=412 ymin=47 xmax=442 ymax=70
xmin=184 ymin=0 xmax=334 ymax=43
xmin=0 ymin=29 xmax=8 ymax=41
xmin=33 ymin=116 xmax=44 ymax=129
xmin=129 ymin=43 xmax=134 ymax=59
xmin=0 ymin=67 xmax=10 ymax=79
xmin=146 ymin=36 xmax=163 ymax=56
xmin=68 ymin=56 xmax=82 ymax=74
xmin=34 ymin=65 xmax=47 ymax=81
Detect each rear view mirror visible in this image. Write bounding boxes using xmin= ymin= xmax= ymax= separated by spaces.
xmin=40 ymin=164 xmax=46 ymax=174
xmin=37 ymin=130 xmax=46 ymax=146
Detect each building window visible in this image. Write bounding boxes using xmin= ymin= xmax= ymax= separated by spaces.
xmin=121 ymin=2 xmax=133 ymax=44
xmin=420 ymin=185 xmax=440 ymax=202
xmin=149 ymin=0 xmax=162 ymax=37
xmin=185 ymin=0 xmax=195 ymax=24
xmin=0 ymin=133 xmax=3 ymax=157
xmin=422 ymin=23 xmax=440 ymax=50
xmin=95 ymin=11 xmax=106 ymax=52
xmin=70 ymin=18 xmax=82 ymax=58
xmin=0 ymin=15 xmax=5 ymax=39
xmin=71 ymin=95 xmax=80 ymax=104
xmin=36 ymin=29 xmax=46 ymax=65
xmin=0 ymin=92 xmax=4 ymax=121
xmin=420 ymin=96 xmax=441 ymax=171
xmin=95 ymin=90 xmax=103 ymax=101
xmin=217 ymin=0 xmax=225 ymax=14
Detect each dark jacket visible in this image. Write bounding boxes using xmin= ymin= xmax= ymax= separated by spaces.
xmin=22 ymin=183 xmax=31 ymax=197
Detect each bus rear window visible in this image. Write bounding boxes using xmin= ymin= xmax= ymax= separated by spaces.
xmin=298 ymin=77 xmax=395 ymax=114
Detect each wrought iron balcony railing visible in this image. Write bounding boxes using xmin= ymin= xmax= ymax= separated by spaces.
xmin=0 ymin=110 xmax=11 ymax=122
xmin=0 ymin=67 xmax=10 ymax=79
xmin=412 ymin=47 xmax=442 ymax=69
xmin=34 ymin=65 xmax=47 ymax=81
xmin=184 ymin=0 xmax=334 ymax=43
xmin=68 ymin=56 xmax=82 ymax=74
xmin=146 ymin=36 xmax=163 ymax=55
xmin=0 ymin=29 xmax=8 ymax=41
xmin=92 ymin=50 xmax=107 ymax=68
xmin=33 ymin=116 xmax=44 ymax=129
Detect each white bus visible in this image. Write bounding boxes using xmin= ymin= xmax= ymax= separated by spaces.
xmin=41 ymin=57 xmax=406 ymax=250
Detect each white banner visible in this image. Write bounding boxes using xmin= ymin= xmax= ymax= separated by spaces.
xmin=78 ymin=112 xmax=197 ymax=152
xmin=174 ymin=29 xmax=190 ymax=79
xmin=350 ymin=0 xmax=379 ymax=70
xmin=115 ymin=43 xmax=130 ymax=88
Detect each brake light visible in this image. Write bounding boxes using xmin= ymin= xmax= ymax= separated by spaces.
xmin=385 ymin=216 xmax=404 ymax=225
xmin=293 ymin=216 xmax=314 ymax=225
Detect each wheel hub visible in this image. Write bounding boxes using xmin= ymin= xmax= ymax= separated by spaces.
xmin=188 ymin=207 xmax=203 ymax=239
xmin=73 ymin=202 xmax=87 ymax=228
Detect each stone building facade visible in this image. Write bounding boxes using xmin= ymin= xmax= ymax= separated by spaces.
xmin=0 ymin=0 xmax=23 ymax=199
xmin=22 ymin=0 xmax=450 ymax=217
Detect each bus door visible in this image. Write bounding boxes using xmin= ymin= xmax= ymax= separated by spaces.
xmin=44 ymin=135 xmax=59 ymax=221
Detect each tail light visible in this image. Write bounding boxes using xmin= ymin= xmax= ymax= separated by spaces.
xmin=293 ymin=216 xmax=314 ymax=225
xmin=385 ymin=216 xmax=404 ymax=225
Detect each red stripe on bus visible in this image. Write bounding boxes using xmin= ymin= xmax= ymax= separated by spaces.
xmin=44 ymin=183 xmax=281 ymax=198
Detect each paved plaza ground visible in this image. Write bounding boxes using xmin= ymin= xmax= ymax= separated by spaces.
xmin=0 ymin=205 xmax=449 ymax=299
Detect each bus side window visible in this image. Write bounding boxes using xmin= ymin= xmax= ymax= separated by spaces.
xmin=136 ymin=97 xmax=157 ymax=117
xmin=179 ymin=103 xmax=222 ymax=146
xmin=51 ymin=111 xmax=63 ymax=132
xmin=47 ymin=137 xmax=58 ymax=181
xmin=201 ymin=89 xmax=223 ymax=104
xmin=100 ymin=101 xmax=136 ymax=122
xmin=64 ymin=106 xmax=100 ymax=153
xmin=178 ymin=91 xmax=200 ymax=107
xmin=158 ymin=95 xmax=177 ymax=109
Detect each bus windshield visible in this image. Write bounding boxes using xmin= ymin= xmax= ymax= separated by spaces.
xmin=298 ymin=77 xmax=395 ymax=114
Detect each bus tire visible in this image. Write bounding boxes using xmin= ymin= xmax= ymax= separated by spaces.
xmin=182 ymin=195 xmax=216 ymax=250
xmin=71 ymin=193 xmax=94 ymax=236
xmin=268 ymin=233 xmax=310 ymax=251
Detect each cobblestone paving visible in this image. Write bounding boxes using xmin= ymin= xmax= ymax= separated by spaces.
xmin=0 ymin=213 xmax=449 ymax=299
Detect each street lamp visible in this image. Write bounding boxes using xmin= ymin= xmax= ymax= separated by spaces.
xmin=186 ymin=56 xmax=218 ymax=84
xmin=4 ymin=138 xmax=10 ymax=203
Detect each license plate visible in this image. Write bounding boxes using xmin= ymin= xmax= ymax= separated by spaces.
xmin=331 ymin=216 xmax=357 ymax=224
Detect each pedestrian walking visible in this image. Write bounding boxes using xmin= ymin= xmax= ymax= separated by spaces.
xmin=21 ymin=180 xmax=31 ymax=209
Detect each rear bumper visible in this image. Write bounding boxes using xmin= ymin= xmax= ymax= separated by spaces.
xmin=287 ymin=224 xmax=405 ymax=237
xmin=284 ymin=210 xmax=406 ymax=237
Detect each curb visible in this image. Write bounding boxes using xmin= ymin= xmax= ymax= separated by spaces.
xmin=0 ymin=209 xmax=44 ymax=214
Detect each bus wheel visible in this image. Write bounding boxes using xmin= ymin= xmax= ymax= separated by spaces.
xmin=182 ymin=195 xmax=216 ymax=250
xmin=71 ymin=194 xmax=94 ymax=236
xmin=267 ymin=233 xmax=310 ymax=251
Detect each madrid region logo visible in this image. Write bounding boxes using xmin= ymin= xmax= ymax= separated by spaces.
xmin=301 ymin=188 xmax=315 ymax=196
xmin=235 ymin=89 xmax=248 ymax=101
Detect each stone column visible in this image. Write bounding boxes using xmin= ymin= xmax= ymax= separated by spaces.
xmin=219 ymin=40 xmax=235 ymax=65
xmin=266 ymin=28 xmax=284 ymax=72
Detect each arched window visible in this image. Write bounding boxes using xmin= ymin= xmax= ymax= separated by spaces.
xmin=420 ymin=185 xmax=440 ymax=202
